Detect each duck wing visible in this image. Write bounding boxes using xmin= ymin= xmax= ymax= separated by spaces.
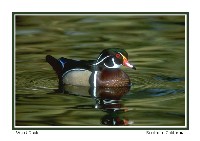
xmin=46 ymin=55 xmax=95 ymax=78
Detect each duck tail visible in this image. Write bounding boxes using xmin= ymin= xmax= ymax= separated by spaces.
xmin=46 ymin=55 xmax=63 ymax=77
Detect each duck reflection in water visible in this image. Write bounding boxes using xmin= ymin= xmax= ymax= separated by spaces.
xmin=57 ymin=85 xmax=134 ymax=126
xmin=46 ymin=48 xmax=135 ymax=126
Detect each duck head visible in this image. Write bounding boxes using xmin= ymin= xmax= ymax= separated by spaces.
xmin=94 ymin=48 xmax=136 ymax=70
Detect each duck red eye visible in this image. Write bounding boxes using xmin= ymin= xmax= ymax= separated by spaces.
xmin=115 ymin=53 xmax=121 ymax=58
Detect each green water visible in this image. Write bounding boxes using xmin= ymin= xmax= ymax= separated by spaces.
xmin=15 ymin=14 xmax=186 ymax=127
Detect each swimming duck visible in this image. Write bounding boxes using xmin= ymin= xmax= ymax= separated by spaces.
xmin=46 ymin=48 xmax=136 ymax=87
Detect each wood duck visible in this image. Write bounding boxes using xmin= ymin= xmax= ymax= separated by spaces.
xmin=46 ymin=48 xmax=136 ymax=87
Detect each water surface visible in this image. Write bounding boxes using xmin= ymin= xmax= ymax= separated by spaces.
xmin=15 ymin=15 xmax=186 ymax=127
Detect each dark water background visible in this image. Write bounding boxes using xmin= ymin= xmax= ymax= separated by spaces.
xmin=15 ymin=15 xmax=186 ymax=127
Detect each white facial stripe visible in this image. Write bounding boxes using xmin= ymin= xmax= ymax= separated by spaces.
xmin=94 ymin=55 xmax=110 ymax=65
xmin=112 ymin=58 xmax=121 ymax=68
xmin=104 ymin=58 xmax=121 ymax=68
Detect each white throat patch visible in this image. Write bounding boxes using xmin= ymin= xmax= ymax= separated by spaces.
xmin=104 ymin=58 xmax=121 ymax=68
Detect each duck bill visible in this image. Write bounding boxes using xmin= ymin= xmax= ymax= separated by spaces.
xmin=123 ymin=57 xmax=136 ymax=70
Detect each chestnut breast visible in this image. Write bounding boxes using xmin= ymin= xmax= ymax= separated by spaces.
xmin=96 ymin=68 xmax=131 ymax=87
